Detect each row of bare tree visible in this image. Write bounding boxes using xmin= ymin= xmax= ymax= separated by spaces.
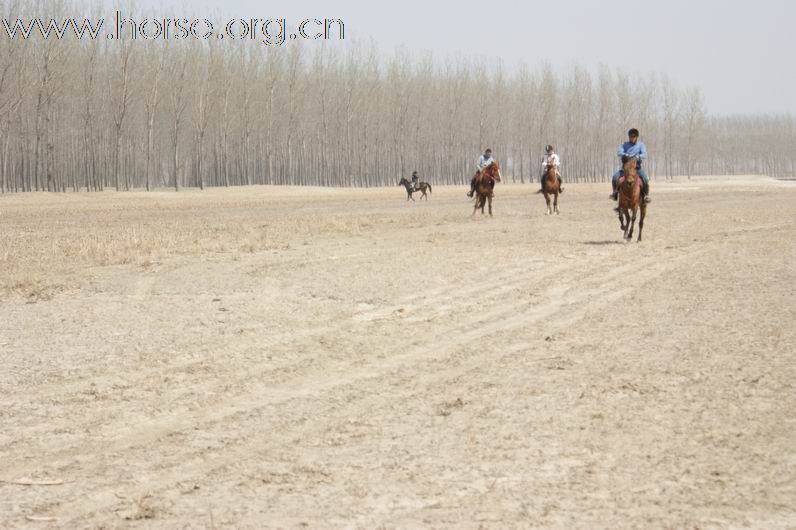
xmin=1 ymin=1 xmax=794 ymax=193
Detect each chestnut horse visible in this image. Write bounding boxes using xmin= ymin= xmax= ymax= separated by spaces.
xmin=616 ymin=156 xmax=647 ymax=242
xmin=399 ymin=177 xmax=432 ymax=201
xmin=538 ymin=159 xmax=561 ymax=215
xmin=472 ymin=161 xmax=502 ymax=217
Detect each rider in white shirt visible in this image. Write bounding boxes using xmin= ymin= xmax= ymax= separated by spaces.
xmin=468 ymin=148 xmax=494 ymax=197
xmin=539 ymin=145 xmax=563 ymax=192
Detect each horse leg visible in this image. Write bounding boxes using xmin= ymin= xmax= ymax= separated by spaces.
xmin=488 ymin=195 xmax=493 ymax=217
xmin=627 ymin=208 xmax=637 ymax=240
xmin=544 ymin=191 xmax=551 ymax=215
xmin=623 ymin=212 xmax=630 ymax=239
xmin=638 ymin=204 xmax=646 ymax=242
xmin=618 ymin=208 xmax=626 ymax=231
xmin=554 ymin=191 xmax=559 ymax=215
xmin=623 ymin=211 xmax=631 ymax=238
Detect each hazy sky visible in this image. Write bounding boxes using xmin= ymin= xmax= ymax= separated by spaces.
xmin=124 ymin=0 xmax=795 ymax=115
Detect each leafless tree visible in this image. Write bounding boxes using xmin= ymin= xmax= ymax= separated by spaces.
xmin=2 ymin=0 xmax=795 ymax=194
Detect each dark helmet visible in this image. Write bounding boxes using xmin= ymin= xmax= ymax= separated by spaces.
xmin=628 ymin=128 xmax=640 ymax=137
xmin=412 ymin=171 xmax=418 ymax=176
xmin=545 ymin=144 xmax=554 ymax=152
xmin=485 ymin=148 xmax=493 ymax=154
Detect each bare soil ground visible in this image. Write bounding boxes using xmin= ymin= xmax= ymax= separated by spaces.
xmin=1 ymin=178 xmax=795 ymax=529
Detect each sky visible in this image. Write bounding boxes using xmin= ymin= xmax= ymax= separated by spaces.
xmin=121 ymin=0 xmax=796 ymax=115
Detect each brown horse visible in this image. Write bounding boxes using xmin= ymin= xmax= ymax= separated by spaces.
xmin=472 ymin=161 xmax=502 ymax=217
xmin=616 ymin=156 xmax=647 ymax=242
xmin=538 ymin=160 xmax=561 ymax=215
xmin=399 ymin=177 xmax=432 ymax=201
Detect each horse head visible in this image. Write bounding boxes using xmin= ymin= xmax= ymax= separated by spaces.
xmin=484 ymin=161 xmax=502 ymax=182
xmin=622 ymin=156 xmax=638 ymax=180
xmin=622 ymin=156 xmax=638 ymax=184
xmin=399 ymin=177 xmax=409 ymax=187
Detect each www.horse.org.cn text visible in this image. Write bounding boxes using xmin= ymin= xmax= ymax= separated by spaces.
xmin=1 ymin=11 xmax=346 ymax=46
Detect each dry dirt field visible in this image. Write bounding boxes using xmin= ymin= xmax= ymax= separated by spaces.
xmin=1 ymin=177 xmax=795 ymax=529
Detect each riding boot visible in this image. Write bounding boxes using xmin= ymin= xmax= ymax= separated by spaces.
xmin=641 ymin=181 xmax=651 ymax=203
xmin=558 ymin=174 xmax=564 ymax=193
xmin=610 ymin=182 xmax=618 ymax=201
xmin=467 ymin=178 xmax=476 ymax=197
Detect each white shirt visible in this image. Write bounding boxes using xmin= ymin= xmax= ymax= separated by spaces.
xmin=542 ymin=153 xmax=560 ymax=168
xmin=477 ymin=155 xmax=494 ymax=172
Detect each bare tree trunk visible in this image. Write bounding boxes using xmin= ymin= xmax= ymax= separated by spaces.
xmin=144 ymin=51 xmax=164 ymax=191
xmin=170 ymin=54 xmax=189 ymax=192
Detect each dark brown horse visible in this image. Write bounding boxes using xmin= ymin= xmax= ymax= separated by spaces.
xmin=399 ymin=177 xmax=432 ymax=201
xmin=472 ymin=161 xmax=502 ymax=217
xmin=617 ymin=156 xmax=647 ymax=242
xmin=538 ymin=159 xmax=561 ymax=215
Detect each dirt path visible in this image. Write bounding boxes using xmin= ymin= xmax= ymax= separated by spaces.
xmin=1 ymin=179 xmax=794 ymax=528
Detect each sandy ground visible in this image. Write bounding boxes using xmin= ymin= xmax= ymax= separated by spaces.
xmin=0 ymin=177 xmax=795 ymax=529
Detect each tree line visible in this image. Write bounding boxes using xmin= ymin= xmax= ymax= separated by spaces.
xmin=1 ymin=0 xmax=794 ymax=193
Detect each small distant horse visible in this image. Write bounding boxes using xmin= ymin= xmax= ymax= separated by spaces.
xmin=399 ymin=177 xmax=432 ymax=201
xmin=472 ymin=161 xmax=502 ymax=217
xmin=616 ymin=156 xmax=647 ymax=242
xmin=537 ymin=159 xmax=561 ymax=215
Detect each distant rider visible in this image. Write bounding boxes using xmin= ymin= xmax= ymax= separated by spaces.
xmin=468 ymin=148 xmax=495 ymax=198
xmin=540 ymin=144 xmax=563 ymax=193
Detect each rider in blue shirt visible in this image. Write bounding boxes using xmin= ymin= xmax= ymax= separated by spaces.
xmin=611 ymin=128 xmax=651 ymax=203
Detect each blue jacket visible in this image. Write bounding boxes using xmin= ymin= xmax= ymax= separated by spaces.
xmin=618 ymin=141 xmax=648 ymax=162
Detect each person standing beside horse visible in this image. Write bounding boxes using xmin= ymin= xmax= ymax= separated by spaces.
xmin=611 ymin=128 xmax=651 ymax=203
xmin=467 ymin=148 xmax=495 ymax=198
xmin=539 ymin=145 xmax=564 ymax=193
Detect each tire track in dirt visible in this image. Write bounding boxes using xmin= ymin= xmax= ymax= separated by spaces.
xmin=0 ymin=239 xmax=636 ymax=484
xmin=4 ymin=243 xmax=707 ymax=527
xmin=0 ymin=244 xmax=568 ymax=431
xmin=0 ymin=199 xmax=708 ymax=460
xmin=0 ymin=213 xmax=516 ymax=404
xmin=0 ymin=201 xmax=720 ymax=504
xmin=68 ymin=251 xmax=698 ymax=524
